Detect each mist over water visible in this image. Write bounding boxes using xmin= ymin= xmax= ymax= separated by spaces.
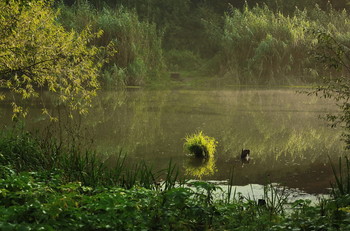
xmin=0 ymin=87 xmax=345 ymax=194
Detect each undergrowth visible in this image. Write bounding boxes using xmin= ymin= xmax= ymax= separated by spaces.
xmin=1 ymin=127 xmax=350 ymax=230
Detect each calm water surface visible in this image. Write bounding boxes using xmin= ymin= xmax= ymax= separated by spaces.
xmin=1 ymin=87 xmax=346 ymax=194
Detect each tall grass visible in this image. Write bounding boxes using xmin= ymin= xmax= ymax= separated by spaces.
xmin=329 ymin=156 xmax=350 ymax=197
xmin=0 ymin=124 xmax=55 ymax=172
xmin=211 ymin=4 xmax=313 ymax=83
xmin=0 ymin=125 xmax=180 ymax=190
xmin=206 ymin=3 xmax=350 ymax=84
xmin=58 ymin=1 xmax=165 ymax=86
xmin=55 ymin=1 xmax=350 ymax=84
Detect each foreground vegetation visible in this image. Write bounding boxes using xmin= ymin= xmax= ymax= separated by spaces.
xmin=1 ymin=126 xmax=350 ymax=230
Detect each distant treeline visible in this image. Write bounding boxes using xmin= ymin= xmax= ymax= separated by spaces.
xmin=56 ymin=0 xmax=350 ymax=85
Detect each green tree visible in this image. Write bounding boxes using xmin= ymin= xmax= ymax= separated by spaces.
xmin=0 ymin=0 xmax=104 ymax=119
xmin=311 ymin=30 xmax=350 ymax=148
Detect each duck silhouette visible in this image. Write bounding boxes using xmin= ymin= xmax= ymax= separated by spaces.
xmin=241 ymin=149 xmax=250 ymax=163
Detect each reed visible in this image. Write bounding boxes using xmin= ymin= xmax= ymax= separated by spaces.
xmin=205 ymin=3 xmax=350 ymax=84
xmin=0 ymin=126 xmax=180 ymax=190
xmin=261 ymin=183 xmax=289 ymax=216
xmin=226 ymin=166 xmax=236 ymax=204
xmin=57 ymin=1 xmax=165 ymax=86
xmin=329 ymin=156 xmax=350 ymax=197
xmin=0 ymin=124 xmax=56 ymax=172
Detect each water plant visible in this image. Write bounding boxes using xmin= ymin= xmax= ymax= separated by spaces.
xmin=329 ymin=156 xmax=350 ymax=198
xmin=184 ymin=131 xmax=217 ymax=158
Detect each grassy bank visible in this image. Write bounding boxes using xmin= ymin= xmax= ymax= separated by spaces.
xmin=1 ymin=126 xmax=350 ymax=230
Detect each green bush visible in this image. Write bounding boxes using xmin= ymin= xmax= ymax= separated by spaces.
xmin=165 ymin=49 xmax=203 ymax=72
xmin=213 ymin=4 xmax=314 ymax=83
xmin=184 ymin=131 xmax=217 ymax=158
xmin=101 ymin=64 xmax=127 ymax=89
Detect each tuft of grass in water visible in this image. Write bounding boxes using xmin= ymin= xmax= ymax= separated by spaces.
xmin=184 ymin=131 xmax=217 ymax=158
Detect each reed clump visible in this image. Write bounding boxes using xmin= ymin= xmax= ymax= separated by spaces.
xmin=58 ymin=1 xmax=165 ymax=87
xmin=184 ymin=131 xmax=217 ymax=158
xmin=206 ymin=3 xmax=350 ymax=84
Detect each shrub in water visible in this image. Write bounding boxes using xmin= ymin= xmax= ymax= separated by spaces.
xmin=184 ymin=131 xmax=217 ymax=158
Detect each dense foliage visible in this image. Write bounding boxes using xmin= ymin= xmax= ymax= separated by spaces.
xmin=0 ymin=0 xmax=104 ymax=118
xmin=58 ymin=2 xmax=165 ymax=87
xmin=52 ymin=0 xmax=350 ymax=85
xmin=1 ymin=128 xmax=350 ymax=230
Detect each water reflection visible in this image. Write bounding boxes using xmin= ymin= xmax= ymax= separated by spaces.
xmin=0 ymin=87 xmax=347 ymax=193
xmin=185 ymin=156 xmax=217 ymax=179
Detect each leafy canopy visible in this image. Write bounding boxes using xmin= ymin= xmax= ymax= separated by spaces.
xmin=0 ymin=0 xmax=105 ymax=119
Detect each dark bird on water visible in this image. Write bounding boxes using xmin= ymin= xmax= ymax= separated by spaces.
xmin=241 ymin=149 xmax=250 ymax=163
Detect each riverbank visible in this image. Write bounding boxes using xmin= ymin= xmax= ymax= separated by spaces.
xmin=147 ymin=71 xmax=322 ymax=90
xmin=1 ymin=127 xmax=350 ymax=230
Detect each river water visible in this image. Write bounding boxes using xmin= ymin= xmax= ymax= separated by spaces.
xmin=0 ymin=86 xmax=347 ymax=194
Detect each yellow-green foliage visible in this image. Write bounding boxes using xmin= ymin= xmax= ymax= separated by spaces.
xmin=184 ymin=131 xmax=217 ymax=158
xmin=0 ymin=0 xmax=103 ymax=119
